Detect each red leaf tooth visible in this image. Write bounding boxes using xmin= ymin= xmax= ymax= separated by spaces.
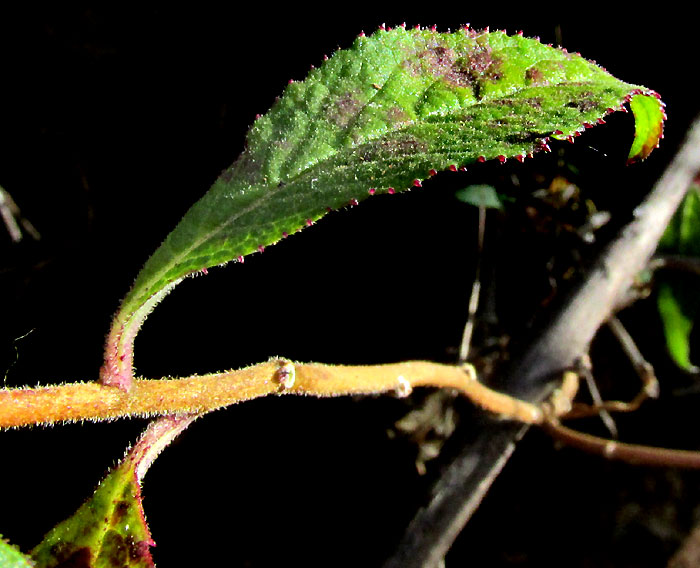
xmin=388 ymin=187 xmax=396 ymax=194
xmin=449 ymin=164 xmax=458 ymax=172
xmin=429 ymin=169 xmax=438 ymax=176
xmin=258 ymin=245 xmax=265 ymax=253
xmin=368 ymin=188 xmax=376 ymax=195
xmin=282 ymin=231 xmax=289 ymax=238
xmin=237 ymin=256 xmax=244 ymax=263
xmin=497 ymin=155 xmax=506 ymax=163
xmin=201 ymin=267 xmax=208 ymax=275
xmin=306 ymin=219 xmax=313 ymax=226
xmin=515 ymin=154 xmax=525 ymax=162
xmin=413 ymin=179 xmax=422 ymax=187
xmin=477 ymin=156 xmax=486 ymax=162
xmin=349 ymin=198 xmax=359 ymax=206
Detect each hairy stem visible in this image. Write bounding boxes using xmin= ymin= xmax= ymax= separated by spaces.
xmin=0 ymin=360 xmax=542 ymax=429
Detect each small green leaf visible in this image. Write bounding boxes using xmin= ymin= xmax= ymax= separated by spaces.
xmin=455 ymin=184 xmax=503 ymax=209
xmin=0 ymin=536 xmax=34 ymax=568
xmin=658 ymin=283 xmax=698 ymax=373
xmin=659 ymin=186 xmax=700 ymax=255
xmin=31 ymin=415 xmax=196 ymax=568
xmin=627 ymin=92 xmax=665 ymax=164
xmin=656 ymin=186 xmax=700 ymax=372
xmin=100 ymin=26 xmax=665 ymax=389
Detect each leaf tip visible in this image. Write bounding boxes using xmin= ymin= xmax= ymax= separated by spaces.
xmin=626 ymin=90 xmax=666 ymax=164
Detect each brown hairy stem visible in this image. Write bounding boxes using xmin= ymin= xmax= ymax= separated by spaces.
xmin=0 ymin=360 xmax=542 ymax=429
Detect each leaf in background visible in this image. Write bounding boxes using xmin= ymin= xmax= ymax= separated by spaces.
xmin=100 ymin=25 xmax=666 ymax=390
xmin=658 ymin=283 xmax=698 ymax=373
xmin=31 ymin=415 xmax=196 ymax=568
xmin=0 ymin=536 xmax=34 ymax=568
xmin=656 ymin=186 xmax=700 ymax=372
xmin=455 ymin=184 xmax=503 ymax=209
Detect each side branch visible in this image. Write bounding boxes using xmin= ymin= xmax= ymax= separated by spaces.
xmin=0 ymin=360 xmax=542 ymax=429
xmin=542 ymin=419 xmax=700 ymax=469
xmin=385 ymin=115 xmax=700 ymax=568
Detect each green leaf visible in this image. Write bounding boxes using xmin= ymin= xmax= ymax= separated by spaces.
xmin=658 ymin=283 xmax=698 ymax=373
xmin=100 ymin=25 xmax=665 ymax=389
xmin=0 ymin=536 xmax=34 ymax=568
xmin=31 ymin=415 xmax=196 ymax=568
xmin=627 ymin=92 xmax=666 ymax=164
xmin=656 ymin=186 xmax=700 ymax=372
xmin=455 ymin=184 xmax=503 ymax=209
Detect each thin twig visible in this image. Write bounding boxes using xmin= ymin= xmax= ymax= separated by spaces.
xmin=0 ymin=184 xmax=40 ymax=242
xmin=0 ymin=185 xmax=22 ymax=242
xmin=649 ymin=254 xmax=700 ymax=277
xmin=607 ymin=315 xmax=660 ymax=399
xmin=384 ymin=115 xmax=700 ymax=568
xmin=577 ymin=353 xmax=619 ymax=437
xmin=458 ymin=206 xmax=486 ymax=363
xmin=542 ymin=418 xmax=700 ymax=468
xmin=561 ymin=319 xmax=659 ymax=420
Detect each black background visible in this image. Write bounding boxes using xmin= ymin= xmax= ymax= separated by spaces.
xmin=1 ymin=6 xmax=699 ymax=566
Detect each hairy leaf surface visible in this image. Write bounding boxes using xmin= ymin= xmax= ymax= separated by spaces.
xmin=0 ymin=536 xmax=34 ymax=568
xmin=101 ymin=25 xmax=665 ymax=389
xmin=657 ymin=186 xmax=700 ymax=372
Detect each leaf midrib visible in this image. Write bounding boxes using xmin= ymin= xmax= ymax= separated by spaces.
xmin=126 ymin=76 xmax=631 ymax=318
